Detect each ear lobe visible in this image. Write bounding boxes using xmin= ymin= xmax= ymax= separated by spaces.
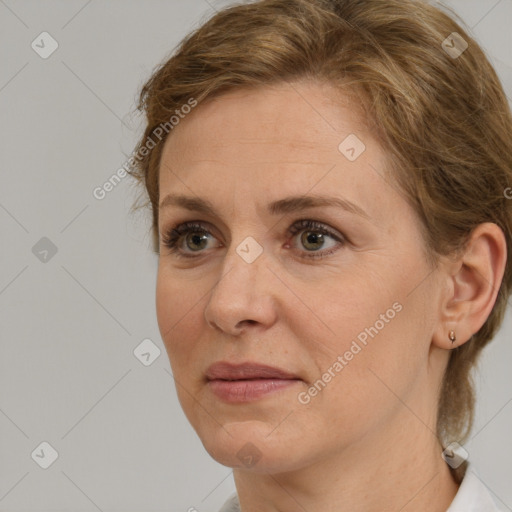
xmin=432 ymin=222 xmax=507 ymax=351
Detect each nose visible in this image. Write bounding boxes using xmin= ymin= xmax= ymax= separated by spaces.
xmin=203 ymin=243 xmax=278 ymax=336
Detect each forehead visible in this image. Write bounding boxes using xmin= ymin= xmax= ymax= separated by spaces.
xmin=162 ymin=80 xmax=368 ymax=162
xmin=158 ymin=80 xmax=401 ymax=224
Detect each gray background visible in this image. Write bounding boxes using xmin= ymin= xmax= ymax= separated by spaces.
xmin=1 ymin=1 xmax=511 ymax=510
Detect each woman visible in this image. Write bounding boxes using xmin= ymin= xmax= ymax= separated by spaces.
xmin=128 ymin=0 xmax=512 ymax=510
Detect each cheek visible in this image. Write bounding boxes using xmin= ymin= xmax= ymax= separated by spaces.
xmin=155 ymin=267 xmax=206 ymax=368
xmin=293 ymin=307 xmax=421 ymax=447
xmin=298 ymin=261 xmax=431 ymax=403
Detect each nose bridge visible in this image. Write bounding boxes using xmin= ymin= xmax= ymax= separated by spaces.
xmin=204 ymin=233 xmax=275 ymax=333
xmin=218 ymin=207 xmax=268 ymax=287
xmin=213 ymin=236 xmax=265 ymax=302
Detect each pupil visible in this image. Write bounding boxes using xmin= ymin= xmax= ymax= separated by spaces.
xmin=188 ymin=233 xmax=207 ymax=251
xmin=303 ymin=231 xmax=323 ymax=250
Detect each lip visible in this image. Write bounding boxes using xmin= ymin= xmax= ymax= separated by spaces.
xmin=206 ymin=361 xmax=300 ymax=381
xmin=205 ymin=361 xmax=302 ymax=403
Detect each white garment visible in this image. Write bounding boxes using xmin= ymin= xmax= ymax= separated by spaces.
xmin=446 ymin=467 xmax=504 ymax=512
xmin=217 ymin=493 xmax=240 ymax=512
xmin=218 ymin=465 xmax=505 ymax=512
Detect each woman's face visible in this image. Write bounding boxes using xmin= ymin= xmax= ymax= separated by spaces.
xmin=156 ymin=80 xmax=446 ymax=473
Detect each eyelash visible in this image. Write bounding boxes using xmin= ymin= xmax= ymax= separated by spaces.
xmin=161 ymin=219 xmax=346 ymax=261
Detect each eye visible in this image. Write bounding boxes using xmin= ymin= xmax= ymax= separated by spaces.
xmin=287 ymin=219 xmax=345 ymax=260
xmin=161 ymin=221 xmax=218 ymax=258
xmin=161 ymin=219 xmax=345 ymax=260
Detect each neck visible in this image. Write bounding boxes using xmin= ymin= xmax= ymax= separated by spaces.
xmin=232 ymin=411 xmax=459 ymax=512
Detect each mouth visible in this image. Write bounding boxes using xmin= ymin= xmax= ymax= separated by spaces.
xmin=205 ymin=361 xmax=302 ymax=403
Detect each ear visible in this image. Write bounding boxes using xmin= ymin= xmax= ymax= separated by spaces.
xmin=432 ymin=222 xmax=507 ymax=350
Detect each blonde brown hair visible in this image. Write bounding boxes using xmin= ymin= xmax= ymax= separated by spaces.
xmin=128 ymin=0 xmax=512 ymax=475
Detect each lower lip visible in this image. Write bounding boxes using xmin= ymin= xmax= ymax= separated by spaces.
xmin=207 ymin=378 xmax=300 ymax=402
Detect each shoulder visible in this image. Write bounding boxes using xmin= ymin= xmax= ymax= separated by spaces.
xmin=446 ymin=465 xmax=505 ymax=512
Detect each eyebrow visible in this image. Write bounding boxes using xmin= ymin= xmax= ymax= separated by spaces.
xmin=159 ymin=193 xmax=370 ymax=219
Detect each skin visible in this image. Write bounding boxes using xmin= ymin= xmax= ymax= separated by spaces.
xmin=155 ymin=79 xmax=506 ymax=512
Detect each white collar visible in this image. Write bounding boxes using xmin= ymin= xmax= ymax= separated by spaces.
xmin=446 ymin=465 xmax=504 ymax=511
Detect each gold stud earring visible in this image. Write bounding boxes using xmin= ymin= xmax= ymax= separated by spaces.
xmin=449 ymin=330 xmax=456 ymax=344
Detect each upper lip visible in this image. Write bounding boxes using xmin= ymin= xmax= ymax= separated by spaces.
xmin=205 ymin=361 xmax=300 ymax=381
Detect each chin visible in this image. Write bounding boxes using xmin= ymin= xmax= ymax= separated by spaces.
xmin=196 ymin=419 xmax=308 ymax=473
